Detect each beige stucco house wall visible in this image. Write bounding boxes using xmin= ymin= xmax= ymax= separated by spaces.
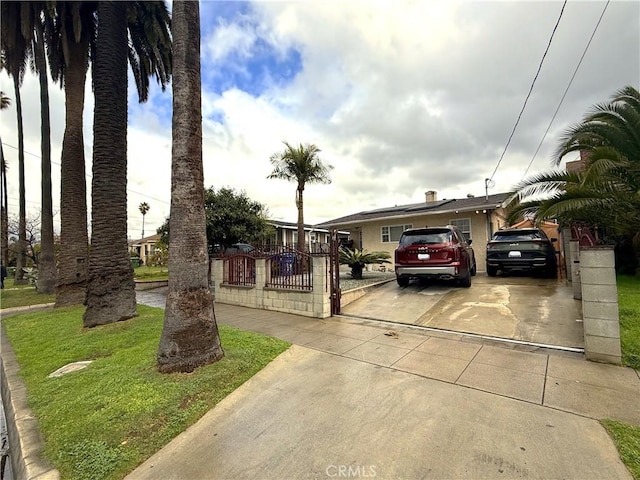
xmin=317 ymin=191 xmax=511 ymax=272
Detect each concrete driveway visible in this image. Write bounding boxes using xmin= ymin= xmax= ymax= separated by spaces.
xmin=340 ymin=274 xmax=584 ymax=349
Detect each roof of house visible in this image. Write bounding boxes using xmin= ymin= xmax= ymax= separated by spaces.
xmin=128 ymin=233 xmax=161 ymax=246
xmin=315 ymin=192 xmax=513 ymax=228
xmin=268 ymin=219 xmax=348 ymax=234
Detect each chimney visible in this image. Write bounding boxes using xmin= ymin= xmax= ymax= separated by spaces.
xmin=425 ymin=190 xmax=437 ymax=203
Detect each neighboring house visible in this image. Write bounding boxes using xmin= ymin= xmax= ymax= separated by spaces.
xmin=129 ymin=233 xmax=161 ymax=266
xmin=315 ymin=191 xmax=513 ymax=271
xmin=267 ymin=220 xmax=349 ymax=250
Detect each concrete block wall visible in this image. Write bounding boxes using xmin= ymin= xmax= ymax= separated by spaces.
xmin=213 ymin=258 xmax=331 ymax=318
xmin=579 ymin=246 xmax=621 ymax=364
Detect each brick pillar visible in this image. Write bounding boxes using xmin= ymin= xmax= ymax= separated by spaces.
xmin=580 ymin=246 xmax=621 ymax=364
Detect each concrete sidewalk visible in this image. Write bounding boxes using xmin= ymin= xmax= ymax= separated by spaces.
xmin=126 ymin=345 xmax=635 ymax=480
xmin=137 ymin=289 xmax=640 ymax=426
xmin=130 ymin=291 xmax=639 ymax=479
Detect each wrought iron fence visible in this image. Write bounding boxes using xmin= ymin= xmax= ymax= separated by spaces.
xmin=265 ymin=250 xmax=313 ymax=290
xmin=223 ymin=254 xmax=256 ymax=286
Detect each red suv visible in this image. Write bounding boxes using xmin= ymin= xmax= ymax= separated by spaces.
xmin=394 ymin=226 xmax=476 ymax=288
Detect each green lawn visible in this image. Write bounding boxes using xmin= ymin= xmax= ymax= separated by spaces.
xmin=604 ymin=275 xmax=640 ymax=480
xmin=3 ymin=305 xmax=290 ymax=480
xmin=602 ymin=420 xmax=640 ymax=480
xmin=0 ymin=267 xmax=168 ymax=309
xmin=618 ymin=275 xmax=640 ymax=370
xmin=133 ymin=265 xmax=168 ymax=280
xmin=0 ymin=279 xmax=56 ymax=309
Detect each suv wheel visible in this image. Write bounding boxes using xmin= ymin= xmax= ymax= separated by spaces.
xmin=487 ymin=265 xmax=498 ymax=277
xmin=397 ymin=276 xmax=409 ymax=287
xmin=470 ymin=262 xmax=477 ymax=276
xmin=458 ymin=270 xmax=472 ymax=288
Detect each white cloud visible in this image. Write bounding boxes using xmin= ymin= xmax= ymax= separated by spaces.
xmin=2 ymin=0 xmax=638 ymax=241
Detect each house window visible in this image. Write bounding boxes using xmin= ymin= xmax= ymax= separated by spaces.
xmin=381 ymin=224 xmax=412 ymax=243
xmin=450 ymin=218 xmax=471 ymax=241
xmin=292 ymin=231 xmax=298 ymax=245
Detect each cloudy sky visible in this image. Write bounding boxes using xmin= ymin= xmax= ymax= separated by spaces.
xmin=1 ymin=0 xmax=638 ymax=240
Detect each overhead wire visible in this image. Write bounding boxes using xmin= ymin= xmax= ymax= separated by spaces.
xmin=488 ymin=0 xmax=568 ymax=184
xmin=1 ymin=140 xmax=171 ymax=206
xmin=521 ymin=0 xmax=610 ymax=179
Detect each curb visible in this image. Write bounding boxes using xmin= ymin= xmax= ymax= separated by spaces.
xmin=1 ymin=319 xmax=60 ymax=479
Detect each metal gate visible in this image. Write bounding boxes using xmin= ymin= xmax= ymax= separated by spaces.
xmin=329 ymin=229 xmax=341 ymax=315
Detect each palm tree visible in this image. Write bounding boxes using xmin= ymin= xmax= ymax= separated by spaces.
xmin=339 ymin=247 xmax=391 ymax=279
xmin=511 ymin=86 xmax=640 ymax=236
xmin=83 ymin=1 xmax=172 ymax=326
xmin=47 ymin=1 xmax=96 ymax=306
xmin=268 ymin=142 xmax=333 ymax=252
xmin=139 ymin=201 xmax=150 ymax=238
xmin=83 ymin=1 xmax=136 ymax=327
xmin=157 ymin=0 xmax=224 ymax=373
xmin=0 ymin=88 xmax=11 ymax=266
xmin=46 ymin=1 xmax=172 ymax=307
xmin=32 ymin=3 xmax=57 ymax=294
xmin=0 ymin=90 xmax=9 ymax=267
xmin=0 ymin=2 xmax=29 ymax=285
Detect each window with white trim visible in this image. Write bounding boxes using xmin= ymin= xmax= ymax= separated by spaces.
xmin=449 ymin=218 xmax=471 ymax=241
xmin=381 ymin=224 xmax=412 ymax=243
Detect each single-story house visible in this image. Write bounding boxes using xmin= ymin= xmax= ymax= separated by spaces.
xmin=129 ymin=233 xmax=162 ymax=266
xmin=267 ymin=220 xmax=349 ymax=250
xmin=315 ymin=191 xmax=513 ymax=272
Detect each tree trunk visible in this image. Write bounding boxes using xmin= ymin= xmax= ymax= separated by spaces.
xmin=157 ymin=0 xmax=224 ymax=373
xmin=0 ymin=141 xmax=8 ymax=267
xmin=56 ymin=40 xmax=89 ymax=307
xmin=34 ymin=19 xmax=56 ymax=294
xmin=83 ymin=1 xmax=136 ymax=327
xmin=13 ymin=76 xmax=27 ymax=285
xmin=296 ymin=184 xmax=305 ymax=252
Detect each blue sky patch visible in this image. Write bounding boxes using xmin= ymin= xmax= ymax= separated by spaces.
xmin=201 ymin=1 xmax=303 ymax=99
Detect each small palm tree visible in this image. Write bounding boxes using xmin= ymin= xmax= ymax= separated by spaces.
xmin=268 ymin=142 xmax=333 ymax=252
xmin=139 ymin=202 xmax=150 ymax=238
xmin=339 ymin=247 xmax=391 ymax=280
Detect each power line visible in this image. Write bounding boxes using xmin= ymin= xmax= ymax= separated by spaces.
xmin=521 ymin=0 xmax=610 ymax=179
xmin=1 ymin=140 xmax=171 ymax=206
xmin=488 ymin=0 xmax=568 ymax=183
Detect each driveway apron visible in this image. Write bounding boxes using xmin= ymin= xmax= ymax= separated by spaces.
xmin=341 ymin=275 xmax=584 ymax=349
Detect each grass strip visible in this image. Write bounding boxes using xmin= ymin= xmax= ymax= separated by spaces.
xmin=618 ymin=275 xmax=640 ymax=370
xmin=3 ymin=305 xmax=290 ymax=480
xmin=602 ymin=420 xmax=640 ymax=480
xmin=0 ymin=283 xmax=56 ymax=309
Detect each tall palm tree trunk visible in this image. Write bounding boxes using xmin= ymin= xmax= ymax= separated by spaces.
xmin=0 ymin=143 xmax=7 ymax=266
xmin=34 ymin=19 xmax=56 ymax=294
xmin=296 ymin=185 xmax=305 ymax=252
xmin=13 ymin=76 xmax=27 ymax=285
xmin=84 ymin=1 xmax=136 ymax=327
xmin=157 ymin=0 xmax=224 ymax=373
xmin=56 ymin=40 xmax=89 ymax=307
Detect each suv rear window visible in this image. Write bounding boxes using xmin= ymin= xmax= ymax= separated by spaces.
xmin=492 ymin=230 xmax=542 ymax=241
xmin=399 ymin=229 xmax=452 ymax=245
